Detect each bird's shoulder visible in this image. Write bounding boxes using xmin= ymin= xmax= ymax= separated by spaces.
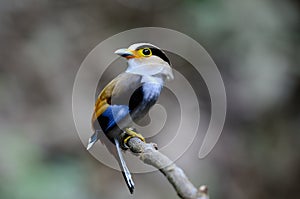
xmin=92 ymin=72 xmax=142 ymax=123
xmin=101 ymin=72 xmax=142 ymax=100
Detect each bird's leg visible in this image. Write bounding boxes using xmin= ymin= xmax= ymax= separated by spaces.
xmin=123 ymin=127 xmax=145 ymax=145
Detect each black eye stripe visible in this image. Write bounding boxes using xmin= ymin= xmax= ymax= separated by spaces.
xmin=149 ymin=48 xmax=170 ymax=64
xmin=136 ymin=45 xmax=154 ymax=50
xmin=136 ymin=45 xmax=170 ymax=64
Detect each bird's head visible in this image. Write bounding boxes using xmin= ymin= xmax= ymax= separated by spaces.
xmin=115 ymin=43 xmax=174 ymax=81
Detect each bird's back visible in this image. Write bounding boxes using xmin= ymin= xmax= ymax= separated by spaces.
xmin=92 ymin=72 xmax=163 ymax=140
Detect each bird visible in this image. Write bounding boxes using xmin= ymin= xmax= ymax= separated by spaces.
xmin=86 ymin=43 xmax=174 ymax=194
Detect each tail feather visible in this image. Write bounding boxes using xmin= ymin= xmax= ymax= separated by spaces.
xmin=87 ymin=131 xmax=99 ymax=150
xmin=114 ymin=138 xmax=135 ymax=194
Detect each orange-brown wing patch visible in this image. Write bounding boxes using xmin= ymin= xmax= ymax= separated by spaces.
xmin=91 ymin=77 xmax=119 ymax=123
xmin=91 ymin=73 xmax=142 ymax=124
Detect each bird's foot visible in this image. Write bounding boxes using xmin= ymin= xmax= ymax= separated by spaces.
xmin=123 ymin=127 xmax=145 ymax=145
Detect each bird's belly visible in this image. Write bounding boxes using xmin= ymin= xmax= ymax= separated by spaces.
xmin=129 ymin=82 xmax=162 ymax=121
xmin=95 ymin=82 xmax=162 ymax=137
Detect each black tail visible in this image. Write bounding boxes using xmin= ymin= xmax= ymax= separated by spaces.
xmin=86 ymin=130 xmax=99 ymax=150
xmin=114 ymin=138 xmax=135 ymax=194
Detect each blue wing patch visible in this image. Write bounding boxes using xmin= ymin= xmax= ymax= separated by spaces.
xmin=98 ymin=105 xmax=129 ymax=132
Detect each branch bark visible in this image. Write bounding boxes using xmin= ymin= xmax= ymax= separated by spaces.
xmin=127 ymin=137 xmax=210 ymax=199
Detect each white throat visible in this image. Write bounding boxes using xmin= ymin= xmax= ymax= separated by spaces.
xmin=125 ymin=58 xmax=174 ymax=81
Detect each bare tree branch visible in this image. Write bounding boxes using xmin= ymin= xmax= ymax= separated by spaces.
xmin=127 ymin=137 xmax=210 ymax=199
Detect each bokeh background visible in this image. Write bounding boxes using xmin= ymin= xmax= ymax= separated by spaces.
xmin=1 ymin=0 xmax=299 ymax=199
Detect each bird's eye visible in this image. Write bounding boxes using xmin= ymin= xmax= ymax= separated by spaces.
xmin=141 ymin=48 xmax=152 ymax=56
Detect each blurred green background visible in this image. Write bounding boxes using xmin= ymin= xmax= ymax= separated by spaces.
xmin=1 ymin=0 xmax=300 ymax=199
